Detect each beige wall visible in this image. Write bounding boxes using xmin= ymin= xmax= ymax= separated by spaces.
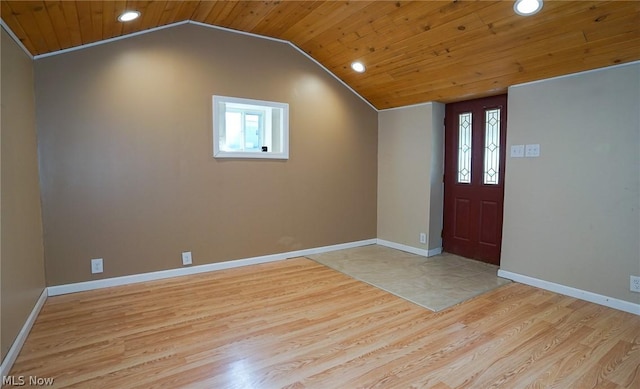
xmin=35 ymin=24 xmax=378 ymax=286
xmin=428 ymin=103 xmax=445 ymax=250
xmin=377 ymin=103 xmax=444 ymax=253
xmin=1 ymin=28 xmax=46 ymax=361
xmin=501 ymin=63 xmax=640 ymax=304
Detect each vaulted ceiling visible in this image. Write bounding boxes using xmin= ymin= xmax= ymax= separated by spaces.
xmin=2 ymin=1 xmax=639 ymax=109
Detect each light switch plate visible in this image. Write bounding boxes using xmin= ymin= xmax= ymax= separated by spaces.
xmin=510 ymin=145 xmax=525 ymax=158
xmin=525 ymin=144 xmax=540 ymax=157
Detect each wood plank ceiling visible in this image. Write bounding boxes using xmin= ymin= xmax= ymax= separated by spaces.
xmin=2 ymin=1 xmax=639 ymax=109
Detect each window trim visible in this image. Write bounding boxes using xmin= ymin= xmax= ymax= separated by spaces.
xmin=212 ymin=95 xmax=289 ymax=160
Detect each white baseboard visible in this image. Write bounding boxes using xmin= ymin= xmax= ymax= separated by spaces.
xmin=48 ymin=239 xmax=377 ymax=296
xmin=498 ymin=269 xmax=640 ymax=316
xmin=1 ymin=239 xmax=376 ymax=377
xmin=1 ymin=288 xmax=48 ymax=377
xmin=427 ymin=247 xmax=443 ymax=257
xmin=376 ymin=239 xmax=442 ymax=258
xmin=376 ymin=239 xmax=429 ymax=257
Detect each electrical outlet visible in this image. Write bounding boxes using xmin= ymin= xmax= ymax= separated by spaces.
xmin=631 ymin=275 xmax=640 ymax=293
xmin=182 ymin=251 xmax=192 ymax=266
xmin=419 ymin=233 xmax=427 ymax=244
xmin=91 ymin=258 xmax=103 ymax=274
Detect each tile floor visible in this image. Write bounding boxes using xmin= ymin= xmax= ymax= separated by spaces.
xmin=307 ymin=244 xmax=511 ymax=311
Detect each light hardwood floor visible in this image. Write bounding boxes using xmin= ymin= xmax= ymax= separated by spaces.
xmin=6 ymin=258 xmax=640 ymax=388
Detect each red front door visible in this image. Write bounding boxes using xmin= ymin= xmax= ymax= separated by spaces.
xmin=443 ymin=94 xmax=507 ymax=265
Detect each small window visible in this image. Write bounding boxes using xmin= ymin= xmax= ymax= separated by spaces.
xmin=483 ymin=108 xmax=501 ymax=185
xmin=213 ymin=95 xmax=289 ymax=159
xmin=457 ymin=112 xmax=472 ymax=184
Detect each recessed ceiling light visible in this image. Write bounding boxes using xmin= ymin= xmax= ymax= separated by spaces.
xmin=118 ymin=10 xmax=141 ymax=22
xmin=351 ymin=61 xmax=366 ymax=73
xmin=514 ymin=0 xmax=543 ymax=16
